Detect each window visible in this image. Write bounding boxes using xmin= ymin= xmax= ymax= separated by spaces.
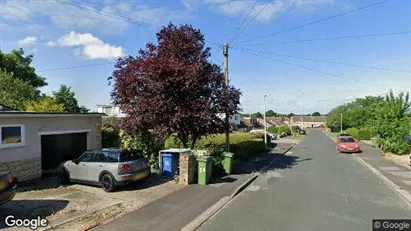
xmin=77 ymin=152 xmax=94 ymax=162
xmin=106 ymin=152 xmax=119 ymax=163
xmin=0 ymin=125 xmax=25 ymax=148
xmin=93 ymin=152 xmax=108 ymax=162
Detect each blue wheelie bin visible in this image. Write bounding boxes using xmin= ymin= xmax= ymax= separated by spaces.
xmin=162 ymin=153 xmax=178 ymax=178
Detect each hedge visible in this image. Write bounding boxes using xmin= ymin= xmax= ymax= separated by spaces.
xmin=345 ymin=127 xmax=376 ymax=140
xmin=102 ymin=125 xmax=121 ymax=148
xmin=267 ymin=125 xmax=291 ymax=135
xmin=164 ymin=132 xmax=266 ymax=161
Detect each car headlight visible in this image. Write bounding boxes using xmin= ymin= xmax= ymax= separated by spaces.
xmin=341 ymin=145 xmax=347 ymax=148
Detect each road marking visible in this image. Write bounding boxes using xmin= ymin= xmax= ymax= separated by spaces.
xmin=246 ymin=185 xmax=261 ymax=191
xmin=321 ymin=210 xmax=367 ymax=225
xmin=287 ymin=151 xmax=293 ymax=154
xmin=380 ymin=166 xmax=402 ymax=171
xmin=387 ymin=171 xmax=411 ymax=178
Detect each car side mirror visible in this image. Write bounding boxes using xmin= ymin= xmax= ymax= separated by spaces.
xmin=72 ymin=159 xmax=79 ymax=164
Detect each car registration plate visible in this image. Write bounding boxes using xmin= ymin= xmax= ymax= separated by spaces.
xmin=347 ymin=148 xmax=354 ymax=151
xmin=135 ymin=172 xmax=147 ymax=180
xmin=0 ymin=182 xmax=6 ymax=190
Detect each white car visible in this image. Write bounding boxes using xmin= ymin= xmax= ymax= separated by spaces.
xmin=268 ymin=133 xmax=277 ymax=140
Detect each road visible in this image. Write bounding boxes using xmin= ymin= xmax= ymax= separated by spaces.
xmin=198 ymin=130 xmax=411 ymax=231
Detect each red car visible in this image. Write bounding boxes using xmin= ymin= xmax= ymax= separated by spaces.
xmin=336 ymin=136 xmax=361 ymax=153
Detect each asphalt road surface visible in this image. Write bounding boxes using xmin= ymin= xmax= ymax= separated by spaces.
xmin=198 ymin=130 xmax=411 ymax=231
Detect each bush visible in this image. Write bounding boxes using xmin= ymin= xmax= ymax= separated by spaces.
xmin=165 ymin=132 xmax=266 ymax=161
xmin=120 ymin=131 xmax=163 ymax=171
xmin=346 ymin=127 xmax=376 ymax=140
xmin=102 ymin=125 xmax=121 ymax=148
xmin=267 ymin=126 xmax=278 ymax=134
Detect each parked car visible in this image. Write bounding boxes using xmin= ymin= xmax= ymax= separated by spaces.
xmin=268 ymin=133 xmax=278 ymax=140
xmin=336 ymin=136 xmax=361 ymax=153
xmin=59 ymin=149 xmax=151 ymax=192
xmin=298 ymin=130 xmax=306 ymax=135
xmin=0 ymin=172 xmax=17 ymax=205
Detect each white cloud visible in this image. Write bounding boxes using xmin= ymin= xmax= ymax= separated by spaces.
xmin=0 ymin=0 xmax=185 ymax=35
xmin=55 ymin=31 xmax=124 ymax=60
xmin=17 ymin=36 xmax=37 ymax=47
xmin=46 ymin=41 xmax=57 ymax=47
xmin=206 ymin=0 xmax=334 ymax=22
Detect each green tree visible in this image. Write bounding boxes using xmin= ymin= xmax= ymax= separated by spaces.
xmin=241 ymin=113 xmax=250 ymax=118
xmin=287 ymin=113 xmax=295 ymax=118
xmin=265 ymin=110 xmax=277 ymax=117
xmin=312 ymin=111 xmax=321 ymax=116
xmin=0 ymin=49 xmax=47 ymax=88
xmin=26 ymin=96 xmax=64 ymax=112
xmin=0 ymin=70 xmax=37 ymax=110
xmin=53 ymin=85 xmax=89 ymax=113
xmin=251 ymin=112 xmax=263 ymax=118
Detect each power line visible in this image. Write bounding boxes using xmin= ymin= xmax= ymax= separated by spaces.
xmin=231 ymin=47 xmax=402 ymax=91
xmin=55 ymin=0 xmax=158 ymax=29
xmin=230 ymin=0 xmax=274 ymax=44
xmin=241 ymin=31 xmax=411 ymax=46
xmin=37 ymin=48 xmax=223 ymax=73
xmin=231 ymin=47 xmax=411 ymax=73
xmin=55 ymin=0 xmax=222 ymax=46
xmin=37 ymin=62 xmax=115 ymax=73
xmin=229 ymin=0 xmax=260 ymax=43
xmin=234 ymin=0 xmax=392 ymax=45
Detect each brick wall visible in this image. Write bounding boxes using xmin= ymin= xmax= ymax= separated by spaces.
xmin=0 ymin=157 xmax=41 ymax=182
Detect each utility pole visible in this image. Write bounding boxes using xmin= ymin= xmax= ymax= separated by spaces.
xmin=302 ymin=115 xmax=304 ymax=130
xmin=223 ymin=43 xmax=230 ymax=152
xmin=263 ymin=94 xmax=269 ymax=150
xmin=340 ymin=113 xmax=343 ymax=133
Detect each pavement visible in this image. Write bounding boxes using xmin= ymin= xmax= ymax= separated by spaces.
xmin=198 ymin=130 xmax=411 ymax=231
xmin=94 ymin=141 xmax=296 ymax=231
xmin=356 ymin=141 xmax=411 ymax=201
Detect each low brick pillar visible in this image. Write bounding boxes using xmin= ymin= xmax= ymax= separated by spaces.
xmin=179 ymin=152 xmax=197 ymax=185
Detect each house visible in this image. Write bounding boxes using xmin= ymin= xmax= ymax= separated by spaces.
xmin=290 ymin=116 xmax=327 ymax=129
xmin=216 ymin=113 xmax=241 ymax=125
xmin=97 ymin=104 xmax=126 ymax=118
xmin=0 ymin=112 xmax=104 ymax=182
xmin=0 ymin=104 xmax=17 ymax=111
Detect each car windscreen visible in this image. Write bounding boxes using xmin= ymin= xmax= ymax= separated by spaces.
xmin=119 ymin=150 xmax=145 ymax=162
xmin=340 ymin=137 xmax=355 ymax=143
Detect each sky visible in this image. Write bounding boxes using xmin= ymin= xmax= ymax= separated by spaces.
xmin=0 ymin=0 xmax=410 ymax=115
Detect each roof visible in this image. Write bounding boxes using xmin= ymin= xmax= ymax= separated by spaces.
xmin=0 ymin=111 xmax=105 ymax=117
xmin=291 ymin=116 xmax=327 ymax=122
xmin=0 ymin=104 xmax=17 ymax=111
xmin=266 ymin=117 xmax=289 ymax=126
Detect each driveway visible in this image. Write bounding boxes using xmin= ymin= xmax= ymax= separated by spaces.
xmin=199 ymin=130 xmax=411 ymax=231
xmin=0 ymin=174 xmax=184 ymax=230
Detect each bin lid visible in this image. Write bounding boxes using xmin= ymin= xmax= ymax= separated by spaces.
xmin=197 ymin=155 xmax=211 ymax=161
xmin=162 ymin=153 xmax=173 ymax=157
xmin=223 ymin=152 xmax=234 ymax=157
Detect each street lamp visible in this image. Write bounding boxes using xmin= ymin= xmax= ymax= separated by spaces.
xmin=264 ymin=94 xmax=269 ymax=149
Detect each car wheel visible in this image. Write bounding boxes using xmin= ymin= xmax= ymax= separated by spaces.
xmin=100 ymin=174 xmax=115 ymax=192
xmin=58 ymin=167 xmax=70 ymax=185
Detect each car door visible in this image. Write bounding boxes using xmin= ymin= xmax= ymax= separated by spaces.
xmin=75 ymin=152 xmax=94 ymax=181
xmin=86 ymin=152 xmax=107 ymax=182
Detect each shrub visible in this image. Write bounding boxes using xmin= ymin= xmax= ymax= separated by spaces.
xmin=120 ymin=131 xmax=163 ymax=170
xmin=267 ymin=126 xmax=278 ymax=134
xmin=165 ymin=132 xmax=266 ymax=161
xmin=102 ymin=125 xmax=121 ymax=148
xmin=291 ymin=126 xmax=300 ymax=133
xmin=346 ymin=127 xmax=376 ymax=140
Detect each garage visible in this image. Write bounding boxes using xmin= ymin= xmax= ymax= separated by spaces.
xmin=41 ymin=132 xmax=88 ymax=176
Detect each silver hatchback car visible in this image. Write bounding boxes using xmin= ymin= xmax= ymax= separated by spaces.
xmin=58 ymin=149 xmax=151 ymax=192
